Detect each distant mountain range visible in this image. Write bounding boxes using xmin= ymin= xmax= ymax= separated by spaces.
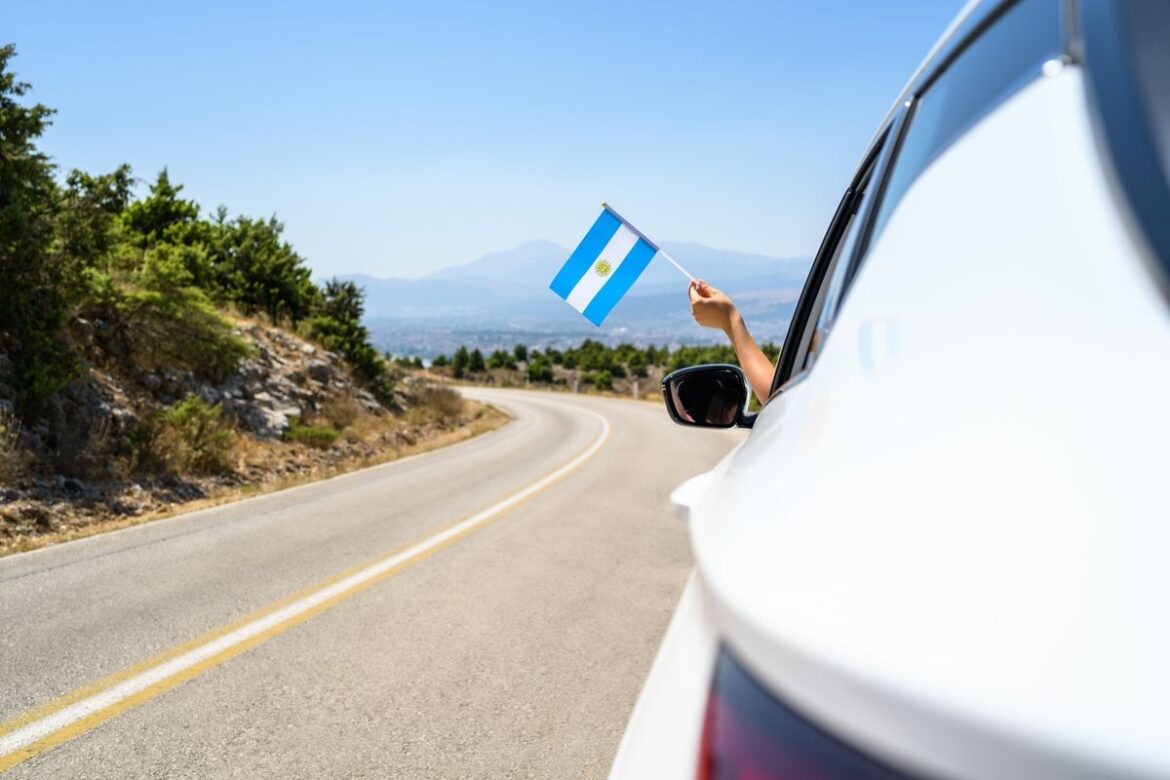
xmin=341 ymin=241 xmax=811 ymax=358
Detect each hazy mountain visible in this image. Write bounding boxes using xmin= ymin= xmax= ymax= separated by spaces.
xmin=428 ymin=240 xmax=567 ymax=288
xmin=423 ymin=239 xmax=809 ymax=298
xmin=342 ymin=241 xmax=811 ymax=357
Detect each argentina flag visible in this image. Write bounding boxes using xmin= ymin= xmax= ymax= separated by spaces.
xmin=550 ymin=204 xmax=682 ymax=326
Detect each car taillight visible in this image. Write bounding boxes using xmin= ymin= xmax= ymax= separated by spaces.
xmin=697 ymin=648 xmax=912 ymax=780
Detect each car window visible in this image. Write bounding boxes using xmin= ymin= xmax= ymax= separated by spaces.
xmin=1082 ymin=0 xmax=1170 ymax=284
xmin=1126 ymin=1 xmax=1170 ymax=187
xmin=865 ymin=0 xmax=1063 ymax=248
xmin=802 ymin=166 xmax=876 ymax=372
xmin=769 ymin=137 xmax=887 ymax=396
xmin=1119 ymin=0 xmax=1170 ymax=279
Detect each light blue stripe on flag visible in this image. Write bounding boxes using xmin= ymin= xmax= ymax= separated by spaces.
xmin=550 ymin=206 xmax=660 ymax=326
xmin=581 ymin=238 xmax=656 ymax=325
xmin=549 ymin=210 xmax=621 ymax=298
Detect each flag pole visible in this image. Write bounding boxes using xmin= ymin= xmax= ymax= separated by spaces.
xmin=602 ymin=202 xmax=696 ymax=283
xmin=656 ymin=247 xmax=697 ymax=283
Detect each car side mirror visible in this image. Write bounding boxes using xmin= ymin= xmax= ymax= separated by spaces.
xmin=661 ymin=364 xmax=754 ymax=429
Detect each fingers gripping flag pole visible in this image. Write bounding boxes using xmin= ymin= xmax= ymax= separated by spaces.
xmin=549 ymin=203 xmax=695 ymax=326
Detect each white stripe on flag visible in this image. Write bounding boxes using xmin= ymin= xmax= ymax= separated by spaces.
xmin=565 ymin=225 xmax=638 ymax=313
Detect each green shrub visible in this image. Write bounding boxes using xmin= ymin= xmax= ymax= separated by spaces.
xmin=134 ymin=395 xmax=235 ymax=475
xmin=119 ymin=246 xmax=252 ymax=380
xmin=584 ymin=369 xmax=613 ymax=391
xmin=527 ymin=357 xmax=554 ymax=383
xmin=438 ymin=339 xmax=766 ymax=385
xmin=207 ymin=213 xmax=319 ymax=325
xmin=468 ymin=348 xmax=485 ymax=373
xmin=121 ymin=168 xmax=201 ymax=248
xmin=394 ymin=355 xmax=424 ymax=369
xmin=0 ymin=45 xmax=74 ymax=412
xmin=627 ymin=352 xmax=648 ymax=378
xmin=450 ymin=346 xmax=469 ymax=378
xmin=304 ymin=279 xmax=394 ymax=404
xmin=285 ymin=418 xmax=340 ymax=449
xmin=666 ymin=344 xmax=737 ymax=372
xmin=487 ymin=349 xmax=515 ymax=370
xmin=162 ymin=395 xmax=235 ymax=473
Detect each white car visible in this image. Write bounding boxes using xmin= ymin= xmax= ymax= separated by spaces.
xmin=611 ymin=0 xmax=1170 ymax=778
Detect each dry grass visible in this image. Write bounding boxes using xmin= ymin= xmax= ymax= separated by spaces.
xmin=1 ymin=401 xmax=509 ymax=557
xmin=319 ymin=396 xmax=360 ymax=429
xmin=0 ymin=407 xmax=26 ymax=486
xmin=408 ymin=384 xmax=465 ymax=426
xmin=285 ymin=421 xmax=341 ymax=449
xmin=340 ymin=406 xmax=393 ymax=443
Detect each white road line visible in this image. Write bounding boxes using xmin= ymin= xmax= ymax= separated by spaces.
xmin=0 ymin=404 xmax=610 ymax=762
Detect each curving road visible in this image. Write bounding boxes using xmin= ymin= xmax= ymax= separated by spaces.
xmin=0 ymin=389 xmax=741 ymax=778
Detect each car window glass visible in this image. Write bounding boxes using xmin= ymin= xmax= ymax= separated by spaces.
xmin=1110 ymin=0 xmax=1170 ymax=278
xmin=1126 ymin=1 xmax=1170 ymax=185
xmin=802 ymin=173 xmax=873 ymax=371
xmin=867 ymin=0 xmax=1062 ymax=244
xmin=771 ymin=151 xmax=881 ymax=395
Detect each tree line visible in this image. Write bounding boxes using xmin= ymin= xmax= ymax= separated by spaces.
xmin=430 ymin=339 xmax=781 ymax=391
xmin=0 ymin=44 xmax=391 ymax=415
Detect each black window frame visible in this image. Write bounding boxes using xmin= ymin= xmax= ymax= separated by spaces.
xmin=770 ymin=127 xmax=894 ymax=397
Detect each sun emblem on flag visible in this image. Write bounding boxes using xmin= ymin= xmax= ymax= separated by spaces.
xmin=594 ymin=259 xmax=613 ymax=278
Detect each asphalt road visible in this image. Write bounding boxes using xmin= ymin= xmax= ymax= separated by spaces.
xmin=0 ymin=389 xmax=740 ymax=778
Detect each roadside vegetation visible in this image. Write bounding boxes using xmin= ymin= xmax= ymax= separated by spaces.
xmin=133 ymin=395 xmax=236 ymax=476
xmin=427 ymin=339 xmax=781 ymax=396
xmin=0 ymin=408 xmax=24 ymax=485
xmin=0 ymin=45 xmax=506 ymax=554
xmin=1 ymin=43 xmax=390 ymax=417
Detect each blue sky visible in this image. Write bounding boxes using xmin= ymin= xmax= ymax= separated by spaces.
xmin=7 ymin=0 xmax=961 ymax=278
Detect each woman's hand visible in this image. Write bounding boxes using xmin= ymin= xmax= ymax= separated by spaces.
xmin=687 ymin=279 xmax=773 ymax=403
xmin=689 ymin=280 xmax=739 ymax=334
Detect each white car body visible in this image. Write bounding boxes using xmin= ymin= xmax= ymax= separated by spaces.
xmin=611 ymin=1 xmax=1170 ymax=778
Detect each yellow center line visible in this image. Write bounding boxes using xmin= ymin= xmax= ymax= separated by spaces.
xmin=0 ymin=403 xmax=610 ymax=773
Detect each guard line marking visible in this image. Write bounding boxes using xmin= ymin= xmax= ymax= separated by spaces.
xmin=0 ymin=403 xmax=611 ymax=772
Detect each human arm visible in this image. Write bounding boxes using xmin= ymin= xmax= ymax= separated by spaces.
xmin=688 ymin=280 xmax=774 ymax=404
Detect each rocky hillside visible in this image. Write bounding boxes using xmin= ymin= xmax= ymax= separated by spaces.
xmin=0 ymin=318 xmax=500 ymax=555
xmin=199 ymin=322 xmax=385 ymax=439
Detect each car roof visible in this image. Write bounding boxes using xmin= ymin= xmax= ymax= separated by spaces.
xmin=861 ymin=0 xmax=1008 ymax=164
